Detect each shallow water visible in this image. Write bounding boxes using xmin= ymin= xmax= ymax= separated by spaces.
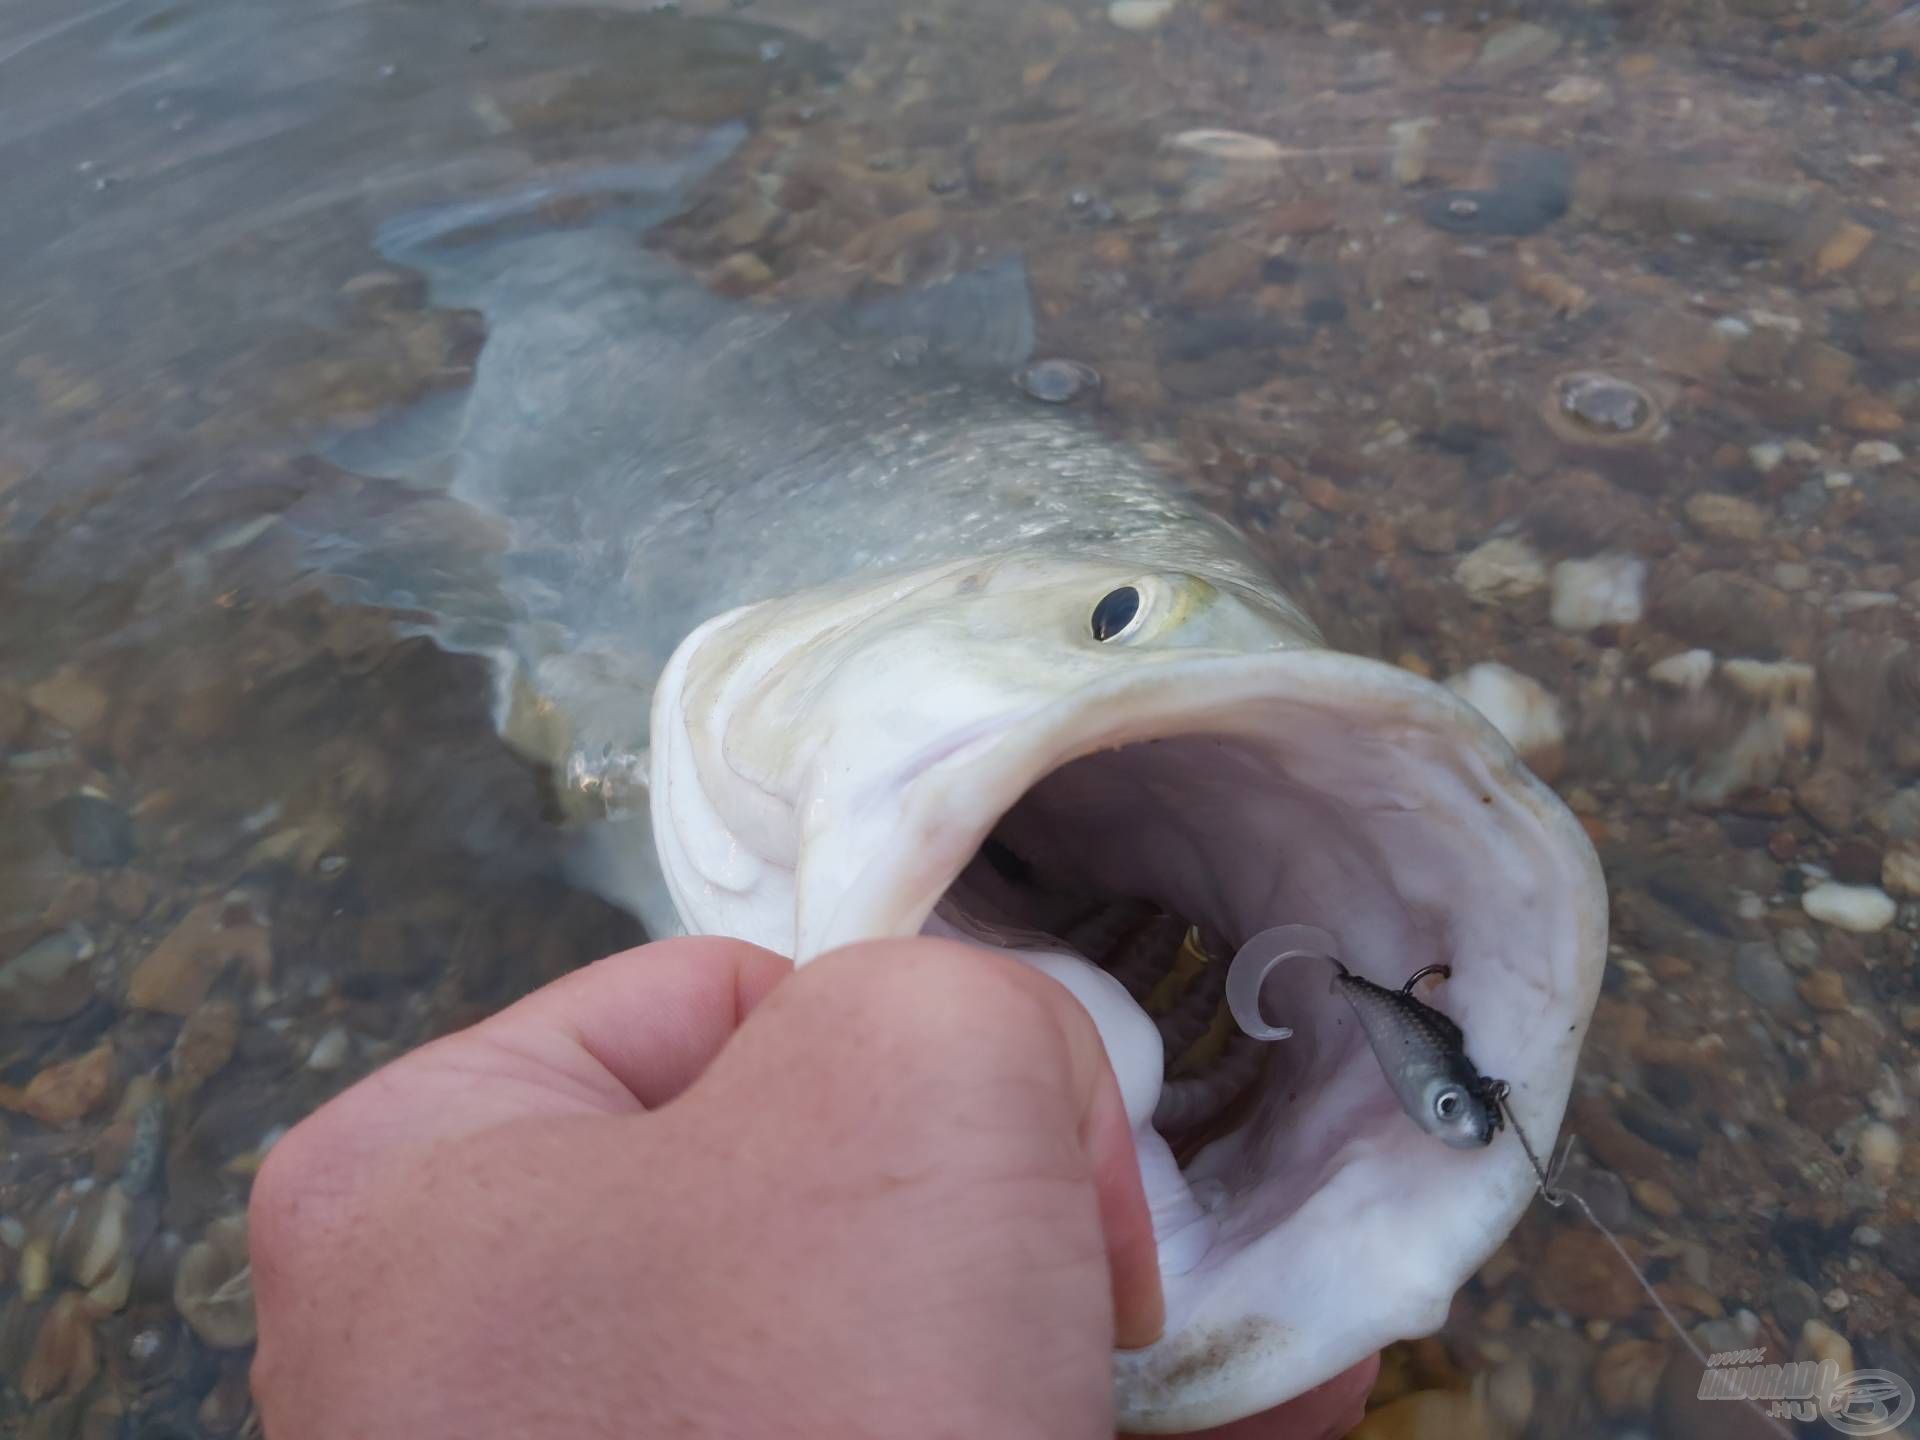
xmin=3 ymin=0 xmax=1918 ymax=1434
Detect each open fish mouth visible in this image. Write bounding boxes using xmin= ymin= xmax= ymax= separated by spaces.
xmin=649 ymin=583 xmax=1607 ymax=1430
xmin=793 ymin=653 xmax=1603 ymax=1430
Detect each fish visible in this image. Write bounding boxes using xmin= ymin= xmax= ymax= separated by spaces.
xmin=330 ymin=125 xmax=1610 ymax=1433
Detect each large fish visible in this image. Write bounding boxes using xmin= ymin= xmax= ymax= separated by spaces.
xmin=339 ymin=125 xmax=1608 ymax=1432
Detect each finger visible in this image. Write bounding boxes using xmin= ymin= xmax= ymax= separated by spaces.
xmin=732 ymin=938 xmax=1166 ymax=1351
xmin=469 ymin=935 xmax=794 ymax=1110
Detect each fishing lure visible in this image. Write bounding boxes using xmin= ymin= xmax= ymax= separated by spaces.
xmin=1223 ymin=925 xmax=1505 ymax=1148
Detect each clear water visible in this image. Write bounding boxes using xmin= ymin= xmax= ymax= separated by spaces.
xmin=3 ymin=0 xmax=1918 ymax=1434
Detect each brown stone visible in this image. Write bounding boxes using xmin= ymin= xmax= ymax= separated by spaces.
xmin=128 ymin=900 xmax=271 ymax=1016
xmin=20 ymin=1292 xmax=98 ymax=1403
xmin=1812 ymin=220 xmax=1875 ymax=278
xmin=1632 ymin=1178 xmax=1683 ymax=1218
xmin=1177 ymin=239 xmax=1263 ymax=307
xmin=1794 ymin=769 xmax=1861 ymax=834
xmin=26 ymin=669 xmax=109 ymax=737
xmin=1656 ymin=1347 xmax=1783 ymax=1439
xmin=1841 ymin=393 xmax=1905 ymax=434
xmin=1830 ymin=838 xmax=1884 ymax=885
xmin=1591 ymin=1337 xmax=1667 ymax=1417
xmin=0 ymin=686 xmax=27 ymax=749
xmin=1797 ymin=970 xmax=1849 ymax=1012
xmin=1685 ymin=493 xmax=1770 ymax=543
xmin=1530 ymin=1226 xmax=1648 ymax=1321
xmin=172 ymin=1000 xmax=240 ymax=1092
xmin=105 ymin=870 xmax=153 ymax=920
xmin=0 ymin=1042 xmax=114 ymax=1128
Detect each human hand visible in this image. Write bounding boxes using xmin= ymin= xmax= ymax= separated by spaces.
xmin=248 ymin=936 xmax=1375 ymax=1439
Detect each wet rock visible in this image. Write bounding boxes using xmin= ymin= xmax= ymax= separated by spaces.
xmin=1592 ymin=1337 xmax=1667 ymax=1417
xmin=174 ymin=1216 xmax=253 ymax=1349
xmin=106 ymin=870 xmax=154 ymax=920
xmin=0 ymin=930 xmax=97 ymax=1023
xmin=1632 ymin=1178 xmax=1682 ymax=1219
xmin=44 ymin=792 xmax=136 ymax=868
xmin=1734 ymin=940 xmax=1801 ymax=1015
xmin=1531 ymin=1227 xmax=1647 ymax=1321
xmin=1857 ymin=1121 xmax=1901 ymax=1182
xmin=21 ymin=1292 xmax=99 ymax=1403
xmin=1477 ymin=23 xmax=1561 ymax=72
xmin=1771 ymin=1276 xmax=1824 ymax=1336
xmin=1549 ymin=372 xmax=1660 ymax=444
xmin=1801 ymin=882 xmax=1896 ymax=933
xmin=1424 ymin=146 xmax=1572 ymax=237
xmin=1651 ymin=571 xmax=1800 ymax=658
xmin=1684 ymin=493 xmax=1769 ymax=543
xmin=1884 ymin=846 xmax=1920 ymax=898
xmin=27 ymin=668 xmax=109 ymax=736
xmin=1829 ymin=838 xmax=1882 ymax=886
xmin=1387 ymin=118 xmax=1436 ymax=187
xmin=1550 ymin=554 xmax=1644 ymax=632
xmin=1455 ymin=537 xmax=1545 ymax=604
xmin=1797 ymin=970 xmax=1849 ymax=1012
xmin=171 ymin=1000 xmax=239 ymax=1092
xmin=1656 ymin=1347 xmax=1780 ymax=1440
xmin=1107 ymin=0 xmax=1174 ymax=30
xmin=1840 ymin=393 xmax=1905 ymax=434
xmin=1811 ymin=219 xmax=1876 ymax=277
xmin=64 ymin=1185 xmax=133 ymax=1310
xmin=305 ymin=1026 xmax=350 ymax=1072
xmin=129 ymin=899 xmax=271 ymax=1016
xmin=0 ymin=685 xmax=28 ymax=749
xmin=1851 ymin=440 xmax=1903 ymax=469
xmin=1444 ymin=663 xmax=1564 ymax=779
xmin=1795 ymin=770 xmax=1860 ymax=835
xmin=0 ymin=1042 xmax=115 ymax=1127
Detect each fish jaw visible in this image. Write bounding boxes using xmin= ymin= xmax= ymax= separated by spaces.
xmin=647 ymin=556 xmax=1607 ymax=1432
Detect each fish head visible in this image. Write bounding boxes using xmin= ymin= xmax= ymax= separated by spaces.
xmin=646 ymin=547 xmax=1607 ymax=1433
xmin=1427 ymin=1072 xmax=1501 ymax=1149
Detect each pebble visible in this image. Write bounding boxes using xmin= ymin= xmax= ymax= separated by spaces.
xmin=1388 ymin=118 xmax=1436 ymax=187
xmin=1812 ymin=219 xmax=1876 ymax=277
xmin=1530 ymin=1227 xmax=1647 ymax=1321
xmin=1015 ymin=358 xmax=1099 ymax=404
xmin=1632 ymin=1178 xmax=1682 ymax=1219
xmin=306 ymin=1026 xmax=351 ymax=1071
xmin=173 ymin=1000 xmax=240 ymax=1091
xmin=1477 ymin=21 xmax=1561 ymax=71
xmin=1797 ymin=969 xmax=1848 ymax=1012
xmin=1445 ymin=663 xmax=1565 ymax=777
xmin=1884 ymin=846 xmax=1920 ymax=898
xmin=1801 ymin=881 xmax=1897 ymax=933
xmin=174 ymin=1216 xmax=255 ymax=1349
xmin=21 ymin=1292 xmax=98 ymax=1403
xmin=1457 ymin=304 xmax=1492 ymax=335
xmin=1550 ymin=553 xmax=1645 ymax=631
xmin=1747 ymin=441 xmax=1786 ymax=473
xmin=1734 ymin=940 xmax=1801 ymax=1015
xmin=1841 ymin=394 xmax=1904 ymax=434
xmin=1546 ymin=75 xmax=1609 ymax=105
xmin=1800 ymin=1319 xmax=1853 ymax=1375
xmin=1455 ymin=537 xmax=1545 ymax=604
xmin=1649 ymin=649 xmax=1714 ymax=692
xmin=0 ymin=1042 xmax=115 ymax=1128
xmin=1684 ymin=493 xmax=1769 ymax=543
xmin=0 ymin=930 xmax=97 ymax=1023
xmin=1857 ymin=1121 xmax=1901 ymax=1182
xmin=1552 ymin=371 xmax=1656 ymax=440
xmin=1107 ymin=0 xmax=1174 ymax=30
xmin=129 ymin=898 xmax=272 ymax=1016
xmin=26 ymin=668 xmax=108 ymax=735
xmin=44 ymin=792 xmax=135 ymax=868
xmin=1592 ymin=1337 xmax=1667 ymax=1417
xmin=1823 ymin=1287 xmax=1850 ymax=1312
xmin=1850 ymin=440 xmax=1903 ymax=468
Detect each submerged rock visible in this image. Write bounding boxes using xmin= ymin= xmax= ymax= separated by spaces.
xmin=174 ymin=1216 xmax=254 ymax=1349
xmin=1801 ymin=882 xmax=1897 ymax=933
xmin=0 ymin=930 xmax=97 ymax=1023
xmin=1550 ymin=554 xmax=1645 ymax=632
xmin=1456 ymin=537 xmax=1545 ymax=604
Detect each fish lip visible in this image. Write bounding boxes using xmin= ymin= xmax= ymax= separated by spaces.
xmin=790 ymin=647 xmax=1607 ymax=1430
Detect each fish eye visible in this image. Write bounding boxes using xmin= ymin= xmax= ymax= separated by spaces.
xmin=1434 ymin=1088 xmax=1464 ymax=1121
xmin=1090 ymin=585 xmax=1142 ymax=642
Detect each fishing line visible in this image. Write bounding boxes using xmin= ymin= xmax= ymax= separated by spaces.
xmin=1496 ymin=1091 xmax=1795 ymax=1440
